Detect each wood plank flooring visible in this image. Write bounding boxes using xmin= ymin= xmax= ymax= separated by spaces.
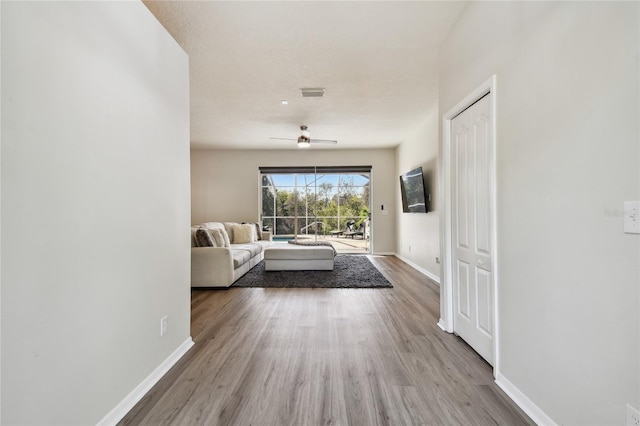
xmin=120 ymin=256 xmax=533 ymax=426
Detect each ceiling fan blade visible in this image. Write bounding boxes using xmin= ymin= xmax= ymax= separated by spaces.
xmin=269 ymin=137 xmax=297 ymax=141
xmin=310 ymin=139 xmax=338 ymax=144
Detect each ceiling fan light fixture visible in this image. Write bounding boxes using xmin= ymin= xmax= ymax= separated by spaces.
xmin=271 ymin=125 xmax=336 ymax=147
xmin=297 ymin=136 xmax=311 ymax=148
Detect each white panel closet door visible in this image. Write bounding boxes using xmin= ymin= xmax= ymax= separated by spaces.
xmin=451 ymin=94 xmax=494 ymax=365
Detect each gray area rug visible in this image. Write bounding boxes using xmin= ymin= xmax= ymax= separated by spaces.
xmin=232 ymin=255 xmax=393 ymax=289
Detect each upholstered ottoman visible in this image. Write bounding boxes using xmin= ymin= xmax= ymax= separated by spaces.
xmin=264 ymin=243 xmax=335 ymax=271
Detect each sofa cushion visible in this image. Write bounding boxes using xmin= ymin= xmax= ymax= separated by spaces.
xmin=195 ymin=227 xmax=216 ymax=247
xmin=231 ymin=243 xmax=263 ymax=258
xmin=233 ymin=223 xmax=256 ymax=244
xmin=256 ymin=240 xmax=272 ymax=249
xmin=232 ymin=249 xmax=252 ymax=269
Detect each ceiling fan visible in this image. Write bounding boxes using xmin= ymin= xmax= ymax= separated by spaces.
xmin=270 ymin=125 xmax=338 ymax=148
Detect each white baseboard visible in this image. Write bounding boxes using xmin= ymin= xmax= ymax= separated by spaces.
xmin=437 ymin=319 xmax=451 ymax=333
xmin=98 ymin=337 xmax=194 ymax=426
xmin=371 ymin=251 xmax=395 ymax=256
xmin=395 ymin=254 xmax=440 ymax=285
xmin=495 ymin=372 xmax=557 ymax=426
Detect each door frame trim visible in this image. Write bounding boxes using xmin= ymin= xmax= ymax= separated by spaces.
xmin=438 ymin=75 xmax=499 ymax=374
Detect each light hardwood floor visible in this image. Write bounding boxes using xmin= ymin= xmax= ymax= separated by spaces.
xmin=120 ymin=256 xmax=532 ymax=426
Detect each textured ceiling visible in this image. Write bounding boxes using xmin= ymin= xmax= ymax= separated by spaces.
xmin=144 ymin=1 xmax=467 ymax=150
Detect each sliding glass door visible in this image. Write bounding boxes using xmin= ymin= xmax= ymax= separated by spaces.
xmin=260 ymin=166 xmax=371 ymax=254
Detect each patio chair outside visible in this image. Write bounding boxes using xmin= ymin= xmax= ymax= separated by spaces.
xmin=330 ymin=220 xmax=355 ymax=238
xmin=344 ymin=219 xmax=368 ymax=239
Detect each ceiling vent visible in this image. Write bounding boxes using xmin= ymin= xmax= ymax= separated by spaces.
xmin=300 ymin=87 xmax=325 ymax=98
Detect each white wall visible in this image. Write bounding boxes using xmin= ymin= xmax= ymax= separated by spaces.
xmin=191 ymin=149 xmax=396 ymax=254
xmin=637 ymin=1 xmax=640 ymax=414
xmin=1 ymin=2 xmax=191 ymax=424
xmin=440 ymin=2 xmax=639 ymax=424
xmin=0 ymin=2 xmax=4 ymax=422
xmin=395 ymin=110 xmax=440 ymax=280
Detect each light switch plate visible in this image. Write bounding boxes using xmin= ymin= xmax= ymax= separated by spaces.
xmin=624 ymin=201 xmax=640 ymax=234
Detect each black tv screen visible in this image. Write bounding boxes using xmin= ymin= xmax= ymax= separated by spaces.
xmin=400 ymin=167 xmax=428 ymax=213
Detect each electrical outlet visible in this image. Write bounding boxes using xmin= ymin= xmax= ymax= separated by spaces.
xmin=408 ymin=245 xmax=411 ymax=252
xmin=436 ymin=257 xmax=440 ymax=264
xmin=627 ymin=404 xmax=640 ymax=426
xmin=160 ymin=315 xmax=168 ymax=337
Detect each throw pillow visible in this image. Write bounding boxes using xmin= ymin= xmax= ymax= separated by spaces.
xmin=242 ymin=222 xmax=262 ymax=241
xmin=218 ymin=228 xmax=231 ymax=247
xmin=191 ymin=226 xmax=199 ymax=247
xmin=209 ymin=229 xmax=226 ymax=247
xmin=233 ymin=224 xmax=256 ymax=244
xmin=252 ymin=222 xmax=262 ymax=240
xmin=195 ymin=227 xmax=216 ymax=247
xmin=222 ymin=222 xmax=236 ymax=243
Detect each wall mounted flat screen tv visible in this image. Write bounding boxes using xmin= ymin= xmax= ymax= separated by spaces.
xmin=400 ymin=166 xmax=428 ymax=213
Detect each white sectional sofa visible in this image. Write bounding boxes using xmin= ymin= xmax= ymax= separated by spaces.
xmin=191 ymin=221 xmax=272 ymax=288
